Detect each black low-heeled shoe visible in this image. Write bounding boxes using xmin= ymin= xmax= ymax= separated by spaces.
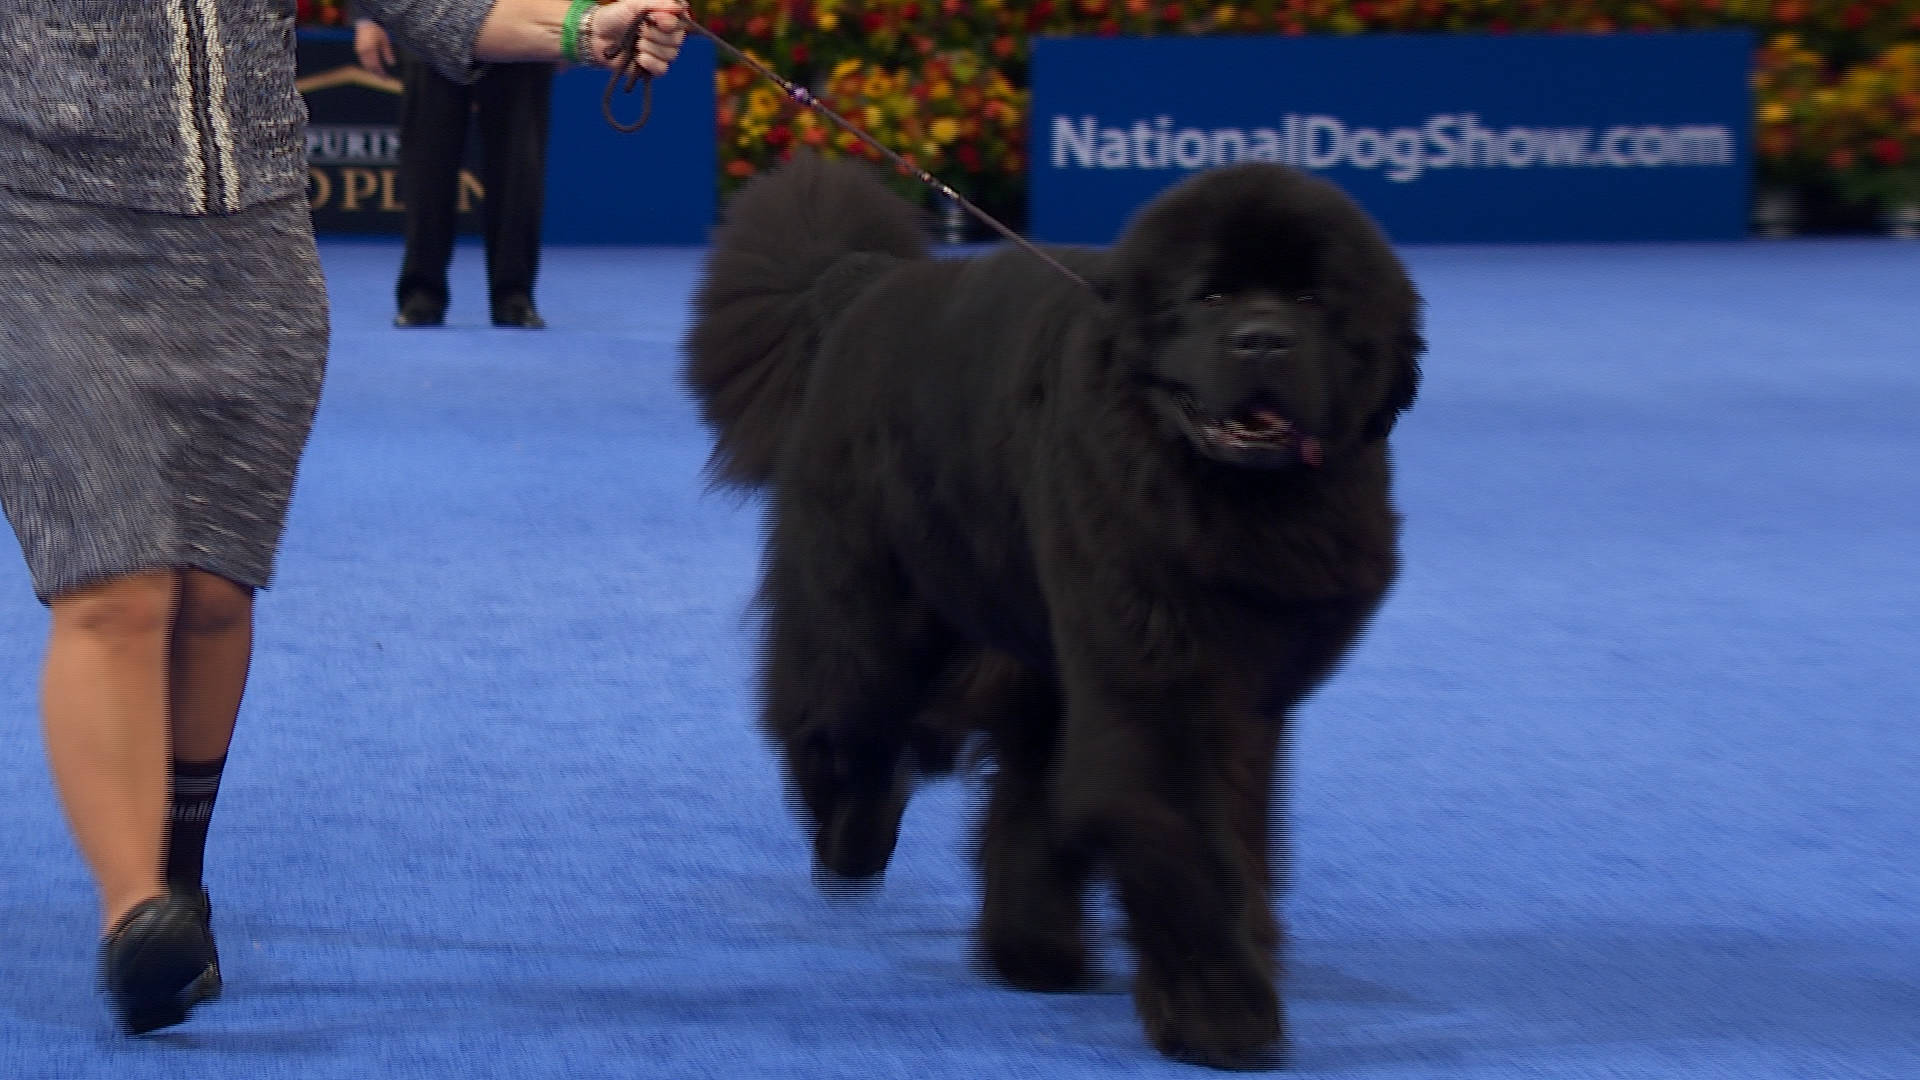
xmin=180 ymin=888 xmax=223 ymax=1005
xmin=99 ymin=895 xmax=219 ymax=1035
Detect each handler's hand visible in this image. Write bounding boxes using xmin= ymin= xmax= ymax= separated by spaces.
xmin=353 ymin=20 xmax=397 ymax=80
xmin=591 ymin=0 xmax=688 ymax=77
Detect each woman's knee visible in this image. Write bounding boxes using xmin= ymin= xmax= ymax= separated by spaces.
xmin=49 ymin=572 xmax=179 ymax=642
xmin=176 ymin=571 xmax=253 ymax=638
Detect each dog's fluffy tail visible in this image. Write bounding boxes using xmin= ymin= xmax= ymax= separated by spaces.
xmin=683 ymin=152 xmax=929 ymax=489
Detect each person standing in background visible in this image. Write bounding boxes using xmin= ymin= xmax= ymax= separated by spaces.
xmin=354 ymin=10 xmax=556 ymax=328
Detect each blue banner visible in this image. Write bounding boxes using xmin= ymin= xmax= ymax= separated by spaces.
xmin=543 ymin=35 xmax=716 ymax=245
xmin=1029 ymin=31 xmax=1753 ymax=245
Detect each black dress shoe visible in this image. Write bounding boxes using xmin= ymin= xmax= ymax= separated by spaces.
xmin=394 ymin=295 xmax=445 ymax=328
xmin=491 ymin=296 xmax=547 ymax=329
xmin=100 ymin=895 xmax=219 ymax=1035
xmin=180 ymin=888 xmax=223 ymax=1005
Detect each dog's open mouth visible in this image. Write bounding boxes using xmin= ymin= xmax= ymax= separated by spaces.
xmin=1177 ymin=395 xmax=1325 ymax=469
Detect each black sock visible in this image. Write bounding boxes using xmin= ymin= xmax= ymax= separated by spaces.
xmin=165 ymin=755 xmax=227 ymax=896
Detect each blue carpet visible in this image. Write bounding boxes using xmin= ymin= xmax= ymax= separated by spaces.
xmin=2 ymin=236 xmax=1916 ymax=1078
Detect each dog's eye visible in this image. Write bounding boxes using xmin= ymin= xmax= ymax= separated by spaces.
xmin=1199 ymin=293 xmax=1229 ymax=306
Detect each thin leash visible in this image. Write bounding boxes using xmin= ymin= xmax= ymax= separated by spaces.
xmin=600 ymin=13 xmax=1094 ymax=293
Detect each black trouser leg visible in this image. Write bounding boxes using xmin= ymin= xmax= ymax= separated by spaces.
xmin=474 ymin=63 xmax=554 ymax=307
xmin=395 ymin=53 xmax=472 ymax=310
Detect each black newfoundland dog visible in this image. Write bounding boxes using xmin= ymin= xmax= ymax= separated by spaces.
xmin=684 ymin=152 xmax=1423 ymax=1069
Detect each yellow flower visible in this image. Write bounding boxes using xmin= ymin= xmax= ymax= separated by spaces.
xmin=747 ymin=86 xmax=781 ymax=121
xmin=930 ymin=117 xmax=960 ymax=144
xmin=1760 ymin=101 xmax=1790 ymax=125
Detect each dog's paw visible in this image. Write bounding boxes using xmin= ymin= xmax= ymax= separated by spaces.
xmin=1135 ymin=959 xmax=1286 ymax=1071
xmin=811 ymin=793 xmax=905 ymax=879
xmin=977 ymin=930 xmax=1099 ymax=993
xmin=791 ymin=733 xmax=912 ymax=879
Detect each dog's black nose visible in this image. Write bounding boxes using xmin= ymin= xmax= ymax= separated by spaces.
xmin=1228 ymin=322 xmax=1296 ymax=362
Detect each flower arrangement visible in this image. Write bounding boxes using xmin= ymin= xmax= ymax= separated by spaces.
xmin=724 ymin=52 xmax=1028 ymax=209
xmin=1806 ymin=41 xmax=1920 ymax=208
xmin=1755 ymin=32 xmax=1835 ymax=187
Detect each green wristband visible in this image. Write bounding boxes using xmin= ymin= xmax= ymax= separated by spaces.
xmin=560 ymin=0 xmax=597 ymax=64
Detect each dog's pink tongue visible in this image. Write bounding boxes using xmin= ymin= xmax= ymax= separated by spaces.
xmin=1300 ymin=436 xmax=1324 ymax=468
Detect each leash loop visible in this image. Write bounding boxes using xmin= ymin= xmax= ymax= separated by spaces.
xmin=601 ymin=17 xmax=656 ymax=133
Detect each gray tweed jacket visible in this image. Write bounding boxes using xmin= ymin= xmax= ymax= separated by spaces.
xmin=0 ymin=0 xmax=490 ymax=215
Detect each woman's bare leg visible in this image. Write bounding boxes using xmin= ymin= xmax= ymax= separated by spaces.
xmin=164 ymin=571 xmax=253 ymax=894
xmin=42 ymin=571 xmax=180 ymax=932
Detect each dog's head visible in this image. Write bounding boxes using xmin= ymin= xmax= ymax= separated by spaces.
xmin=1104 ymin=164 xmax=1424 ymax=470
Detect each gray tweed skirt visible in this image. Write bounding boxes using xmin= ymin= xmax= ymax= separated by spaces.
xmin=0 ymin=190 xmax=328 ymax=604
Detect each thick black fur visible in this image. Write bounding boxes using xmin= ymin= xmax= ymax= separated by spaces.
xmin=684 ymin=152 xmax=1423 ymax=1069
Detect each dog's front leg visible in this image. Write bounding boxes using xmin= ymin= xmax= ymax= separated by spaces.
xmin=1050 ymin=636 xmax=1285 ymax=1070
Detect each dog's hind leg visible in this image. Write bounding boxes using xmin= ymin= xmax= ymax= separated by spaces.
xmin=965 ymin=655 xmax=1098 ymax=992
xmin=757 ymin=514 xmax=953 ymax=888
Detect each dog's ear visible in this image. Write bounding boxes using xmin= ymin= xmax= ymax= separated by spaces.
xmin=1362 ymin=309 xmax=1424 ymax=442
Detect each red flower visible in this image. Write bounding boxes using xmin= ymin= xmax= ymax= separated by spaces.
xmin=790 ymin=42 xmax=809 ymax=65
xmin=1162 ymin=3 xmax=1183 ymax=23
xmin=1872 ymin=137 xmax=1905 ymax=167
xmin=958 ymin=144 xmax=983 ymax=172
xmin=1842 ymin=4 xmax=1869 ymax=29
xmin=862 ymin=12 xmax=886 ymax=33
xmin=768 ymin=124 xmax=792 ymax=148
